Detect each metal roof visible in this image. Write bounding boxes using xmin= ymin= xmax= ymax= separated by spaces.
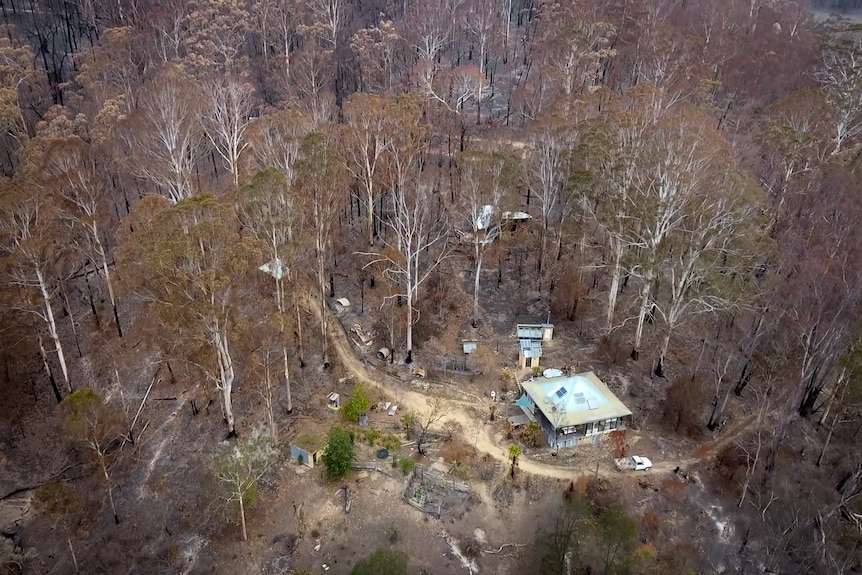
xmin=259 ymin=258 xmax=288 ymax=280
xmin=475 ymin=204 xmax=494 ymax=230
xmin=520 ymin=371 xmax=632 ymax=428
xmin=519 ymin=339 xmax=542 ymax=358
xmin=516 ymin=323 xmax=554 ymax=340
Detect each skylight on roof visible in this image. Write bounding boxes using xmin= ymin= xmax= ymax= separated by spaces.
xmin=574 ymin=392 xmax=586 ymax=404
xmin=555 ymin=387 xmax=568 ymax=399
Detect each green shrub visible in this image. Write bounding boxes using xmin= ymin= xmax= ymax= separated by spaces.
xmin=341 ymin=385 xmax=371 ymax=423
xmin=323 ymin=426 xmax=354 ymax=479
xmin=398 ymin=457 xmax=416 ymax=475
xmin=362 ymin=427 xmax=381 ymax=445
xmin=380 ymin=433 xmax=401 ymax=452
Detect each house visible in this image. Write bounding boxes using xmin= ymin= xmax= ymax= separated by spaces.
xmin=519 ymin=339 xmax=542 ymax=369
xmin=515 ymin=371 xmax=632 ymax=449
xmin=290 ymin=434 xmax=325 ymax=468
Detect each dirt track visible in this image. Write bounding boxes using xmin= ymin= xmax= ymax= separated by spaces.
xmin=312 ymin=295 xmax=749 ymax=480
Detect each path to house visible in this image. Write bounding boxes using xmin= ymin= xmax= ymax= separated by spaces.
xmin=310 ymin=295 xmax=756 ymax=480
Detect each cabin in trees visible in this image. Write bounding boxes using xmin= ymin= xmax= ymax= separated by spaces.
xmin=514 ymin=372 xmax=632 ymax=449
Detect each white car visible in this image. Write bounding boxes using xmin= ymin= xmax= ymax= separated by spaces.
xmin=614 ymin=455 xmax=653 ymax=472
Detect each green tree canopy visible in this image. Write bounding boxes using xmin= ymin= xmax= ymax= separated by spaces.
xmin=340 ymin=384 xmax=371 ymax=423
xmin=323 ymin=426 xmax=354 ymax=479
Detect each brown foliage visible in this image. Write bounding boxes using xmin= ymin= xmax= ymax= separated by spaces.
xmin=607 ymin=429 xmax=627 ymax=458
xmin=663 ymin=375 xmax=706 ymax=438
xmin=520 ymin=421 xmax=543 ymax=448
xmin=442 ymin=438 xmax=474 ymax=466
xmin=640 ymin=511 xmax=661 ymax=543
xmin=597 ymin=335 xmax=628 ymax=366
xmin=571 ymin=474 xmax=591 ymax=495
xmin=715 ymin=444 xmax=747 ymax=483
xmin=478 ymin=453 xmax=497 ymax=480
xmin=584 ymin=477 xmax=618 ymax=514
xmin=657 ymin=541 xmax=700 ymax=575
xmin=551 ymin=268 xmax=590 ymax=321
xmin=658 ymin=478 xmax=686 ymax=504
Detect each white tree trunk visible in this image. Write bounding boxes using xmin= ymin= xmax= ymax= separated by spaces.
xmin=606 ymin=239 xmax=623 ymax=334
xmin=315 ymin=221 xmax=329 ymax=366
xmin=215 ymin=329 xmax=236 ymax=435
xmin=98 ymin=449 xmax=119 ymax=524
xmin=239 ymin=495 xmax=248 ymax=541
xmin=93 ymin=223 xmax=122 ymax=338
xmin=406 ymin=282 xmax=414 ymax=363
xmin=631 ymin=274 xmax=653 ymax=361
xmin=366 ymin=187 xmax=375 ymax=247
xmin=283 ymin=344 xmax=292 ymax=413
xmin=36 ymin=267 xmax=70 ymax=393
xmin=472 ymin=247 xmax=483 ymax=326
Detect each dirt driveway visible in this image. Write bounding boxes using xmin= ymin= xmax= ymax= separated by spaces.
xmin=311 ymin=295 xmax=747 ymax=480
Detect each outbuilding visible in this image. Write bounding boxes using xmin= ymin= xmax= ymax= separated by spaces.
xmin=290 ymin=434 xmax=325 ymax=468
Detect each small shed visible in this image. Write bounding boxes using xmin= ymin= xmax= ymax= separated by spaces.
xmin=501 ymin=211 xmax=532 ymax=238
xmin=517 ymin=323 xmax=554 ymax=341
xmin=519 ymin=339 xmax=542 ymax=369
xmin=462 ymin=340 xmax=478 ymax=354
xmin=290 ymin=434 xmax=325 ymax=468
xmin=259 ymin=258 xmax=289 ymax=280
xmin=328 ymin=392 xmax=341 ymax=409
xmin=334 ymin=297 xmax=351 ymax=313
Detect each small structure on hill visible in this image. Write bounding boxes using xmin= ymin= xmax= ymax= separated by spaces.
xmin=501 ymin=211 xmax=532 ymax=238
xmin=290 ymin=434 xmax=325 ymax=468
xmin=334 ymin=297 xmax=351 ymax=313
xmin=515 ymin=371 xmax=632 ymax=449
xmin=259 ymin=257 xmax=289 ymax=280
xmin=518 ymin=339 xmax=542 ymax=369
xmin=516 ymin=322 xmax=554 ymax=341
xmin=327 ymin=392 xmax=341 ymax=409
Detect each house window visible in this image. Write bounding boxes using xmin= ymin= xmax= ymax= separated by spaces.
xmin=609 ymin=418 xmax=618 ymax=430
xmin=585 ymin=422 xmax=594 ymax=435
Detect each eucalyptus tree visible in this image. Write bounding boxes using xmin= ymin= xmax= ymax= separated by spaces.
xmin=455 ymin=148 xmax=520 ymax=327
xmin=626 ymin=104 xmax=721 ymax=361
xmin=44 ymin=137 xmax=122 ymax=337
xmin=0 ymin=183 xmax=71 ymax=398
xmin=359 ymin=96 xmax=449 ymax=363
xmin=816 ymin=39 xmax=862 ymax=155
xmin=202 ymin=75 xmax=256 ymax=187
xmin=651 ymin=127 xmax=769 ymax=376
xmin=342 ymin=94 xmax=392 ymax=247
xmin=248 ymin=107 xmax=315 ymax=184
xmin=236 ymin=168 xmax=301 ymax=413
xmin=119 ymin=194 xmax=261 ymax=437
xmin=122 ymin=65 xmax=203 ymax=204
xmin=295 ymin=130 xmax=349 ymax=368
xmin=525 ymin=119 xmax=573 ymax=285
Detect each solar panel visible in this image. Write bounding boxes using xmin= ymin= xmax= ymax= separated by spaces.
xmin=555 ymin=387 xmax=568 ymax=399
